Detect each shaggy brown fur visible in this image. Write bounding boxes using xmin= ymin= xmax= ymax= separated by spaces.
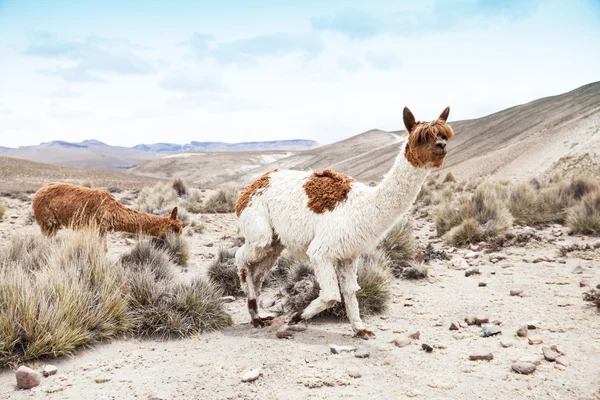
xmin=304 ymin=170 xmax=356 ymax=214
xmin=235 ymin=169 xmax=278 ymax=217
xmin=33 ymin=184 xmax=182 ymax=239
xmin=404 ymin=107 xmax=455 ymax=168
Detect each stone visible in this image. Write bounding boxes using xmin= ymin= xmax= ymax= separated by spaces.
xmin=543 ymin=347 xmax=559 ymax=362
xmin=551 ymin=345 xmax=566 ymax=355
xmin=519 ymin=355 xmax=542 ymax=365
xmin=220 ymin=296 xmax=236 ymax=303
xmin=469 ymin=245 xmax=480 ymax=251
xmin=478 ymin=281 xmax=487 ymax=287
xmin=555 ymin=356 xmax=571 ymax=367
xmin=593 ymin=241 xmax=600 ymax=249
xmin=464 ymin=315 xmax=477 ymax=326
xmin=276 ymin=330 xmax=294 ymax=339
xmin=526 ymin=322 xmax=538 ymax=330
xmin=580 ymin=280 xmax=590 ymax=288
xmin=482 ymin=324 xmax=502 ymax=337
xmin=266 ymin=316 xmax=286 ymax=332
xmin=392 ymin=337 xmax=411 ymax=348
xmin=260 ymin=298 xmax=276 ymax=308
xmin=465 ymin=268 xmax=480 ymax=277
xmin=286 ymin=323 xmax=308 ymax=332
xmin=510 ymin=289 xmax=523 ymax=297
xmin=516 ymin=326 xmax=528 ymax=337
xmin=15 ymin=366 xmax=42 ymax=389
xmin=500 ymin=340 xmax=515 ymax=348
xmin=42 ymin=365 xmax=58 ymax=377
xmin=469 ymin=353 xmax=494 ymax=361
xmin=475 ymin=312 xmax=489 ymax=325
xmin=347 ymin=367 xmax=362 ymax=378
xmin=330 ymin=344 xmax=357 ymax=354
xmin=572 ymin=265 xmax=583 ymax=274
xmin=421 ymin=344 xmax=434 ymax=353
xmin=241 ymin=369 xmax=262 ymax=382
xmin=408 ymin=331 xmax=420 ymax=340
xmin=512 ymin=362 xmax=536 ymax=375
xmin=354 ymin=350 xmax=370 ymax=359
xmin=465 ymin=252 xmax=479 ymax=259
xmin=528 ymin=336 xmax=543 ymax=345
xmin=449 ymin=321 xmax=461 ymax=331
xmin=450 ymin=257 xmax=469 ymax=270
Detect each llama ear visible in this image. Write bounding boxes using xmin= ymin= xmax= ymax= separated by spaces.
xmin=170 ymin=207 xmax=178 ymax=220
xmin=438 ymin=106 xmax=450 ymax=122
xmin=403 ymin=107 xmax=416 ymax=133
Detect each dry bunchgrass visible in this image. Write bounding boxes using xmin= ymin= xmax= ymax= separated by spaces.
xmin=172 ymin=178 xmax=188 ymax=197
xmin=443 ymin=172 xmax=457 ymax=183
xmin=379 ymin=218 xmax=422 ymax=278
xmin=182 ymin=189 xmax=204 ymax=214
xmin=0 ymin=229 xmax=228 ymax=366
xmin=434 ymin=184 xmax=513 ymax=246
xmin=136 ymin=183 xmax=178 ymax=215
xmin=283 ymin=251 xmax=392 ymax=318
xmin=201 ymin=188 xmax=238 ymax=213
xmin=207 ymin=248 xmax=244 ymax=296
xmin=567 ymin=189 xmax=600 ymax=234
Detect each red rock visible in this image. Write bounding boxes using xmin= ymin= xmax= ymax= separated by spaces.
xmin=475 ymin=312 xmax=489 ymax=325
xmin=528 ymin=336 xmax=543 ymax=345
xmin=15 ymin=366 xmax=41 ymax=390
xmin=469 ymin=353 xmax=494 ymax=361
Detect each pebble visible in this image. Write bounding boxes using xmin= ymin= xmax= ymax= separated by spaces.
xmin=15 ymin=366 xmax=41 ymax=389
xmin=241 ymin=369 xmax=262 ymax=382
xmin=580 ymin=280 xmax=590 ymax=287
xmin=354 ymin=350 xmax=370 ymax=359
xmin=392 ymin=337 xmax=412 ymax=348
xmin=510 ymin=289 xmax=523 ymax=297
xmin=450 ymin=257 xmax=469 ymax=270
xmin=478 ymin=281 xmax=487 ymax=287
xmin=519 ymin=355 xmax=542 ymax=365
xmin=512 ymin=362 xmax=536 ymax=375
xmin=482 ymin=324 xmax=502 ymax=337
xmin=528 ymin=336 xmax=543 ymax=345
xmin=464 ymin=315 xmax=477 ymax=326
xmin=551 ymin=344 xmax=566 ymax=355
xmin=449 ymin=321 xmax=461 ymax=331
xmin=276 ymin=330 xmax=294 ymax=339
xmin=500 ymin=340 xmax=515 ymax=348
xmin=347 ymin=367 xmax=362 ymax=378
xmin=408 ymin=331 xmax=420 ymax=340
xmin=526 ymin=322 xmax=538 ymax=330
xmin=469 ymin=353 xmax=494 ymax=361
xmin=286 ymin=323 xmax=308 ymax=332
xmin=475 ymin=312 xmax=489 ymax=325
xmin=421 ymin=344 xmax=434 ymax=353
xmin=469 ymin=244 xmax=480 ymax=251
xmin=516 ymin=326 xmax=528 ymax=337
xmin=555 ymin=356 xmax=571 ymax=367
xmin=42 ymin=365 xmax=58 ymax=377
xmin=330 ymin=344 xmax=357 ymax=354
xmin=572 ymin=265 xmax=583 ymax=274
xmin=543 ymin=347 xmax=559 ymax=361
xmin=464 ymin=252 xmax=479 ymax=259
xmin=266 ymin=316 xmax=286 ymax=332
xmin=220 ymin=296 xmax=236 ymax=303
xmin=465 ymin=268 xmax=480 ymax=277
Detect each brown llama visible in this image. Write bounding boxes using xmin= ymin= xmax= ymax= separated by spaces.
xmin=33 ymin=184 xmax=182 ymax=246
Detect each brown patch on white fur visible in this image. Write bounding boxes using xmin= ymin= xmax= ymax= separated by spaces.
xmin=403 ymin=107 xmax=455 ymax=168
xmin=235 ymin=169 xmax=278 ymax=217
xmin=303 ymin=170 xmax=356 ymax=214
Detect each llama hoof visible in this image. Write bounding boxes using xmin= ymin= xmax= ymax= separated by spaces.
xmin=354 ymin=328 xmax=376 ymax=340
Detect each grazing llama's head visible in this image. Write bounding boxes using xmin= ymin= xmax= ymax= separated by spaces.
xmin=158 ymin=207 xmax=183 ymax=238
xmin=403 ymin=106 xmax=455 ymax=168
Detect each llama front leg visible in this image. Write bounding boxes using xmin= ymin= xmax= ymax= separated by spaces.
xmin=337 ymin=259 xmax=375 ymax=339
xmin=289 ymin=259 xmax=341 ymax=324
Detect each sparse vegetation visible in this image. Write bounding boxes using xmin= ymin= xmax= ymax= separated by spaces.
xmin=282 ymin=251 xmax=391 ymax=318
xmin=201 ymin=189 xmax=238 ymax=213
xmin=207 ymin=248 xmax=243 ymax=296
xmin=379 ymin=218 xmax=419 ymax=278
xmin=172 ymin=178 xmax=188 ymax=197
xmin=136 ymin=182 xmax=178 ymax=215
xmin=443 ymin=172 xmax=457 ymax=183
xmin=434 ymin=184 xmax=513 ymax=246
xmin=182 ymin=189 xmax=204 ymax=213
xmin=0 ymin=202 xmax=5 ymax=219
xmin=583 ymin=289 xmax=600 ymax=310
xmin=0 ymin=230 xmax=228 ymax=366
xmin=566 ymin=189 xmax=600 ymax=234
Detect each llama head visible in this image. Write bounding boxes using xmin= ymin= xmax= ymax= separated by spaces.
xmin=159 ymin=207 xmax=183 ymax=238
xmin=403 ymin=106 xmax=455 ymax=168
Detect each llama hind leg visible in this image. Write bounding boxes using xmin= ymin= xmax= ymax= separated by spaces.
xmin=289 ymin=259 xmax=341 ymax=324
xmin=236 ymin=243 xmax=282 ymax=327
xmin=337 ymin=259 xmax=375 ymax=339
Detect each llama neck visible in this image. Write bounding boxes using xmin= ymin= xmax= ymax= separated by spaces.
xmin=109 ymin=205 xmax=166 ymax=237
xmin=363 ymin=143 xmax=430 ymax=236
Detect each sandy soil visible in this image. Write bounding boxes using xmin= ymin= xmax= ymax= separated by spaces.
xmin=1 ymin=192 xmax=599 ymax=400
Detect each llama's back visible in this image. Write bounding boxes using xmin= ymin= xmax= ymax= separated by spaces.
xmin=33 ymin=184 xmax=115 ymax=234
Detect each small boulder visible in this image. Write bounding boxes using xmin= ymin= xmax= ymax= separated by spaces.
xmin=421 ymin=344 xmax=434 ymax=353
xmin=465 ymin=267 xmax=480 ymax=277
xmin=450 ymin=257 xmax=469 ymax=270
xmin=354 ymin=350 xmax=370 ymax=359
xmin=347 ymin=367 xmax=362 ymax=378
xmin=528 ymin=336 xmax=543 ymax=345
xmin=330 ymin=344 xmax=357 ymax=354
xmin=555 ymin=356 xmax=571 ymax=367
xmin=464 ymin=315 xmax=477 ymax=326
xmin=449 ymin=321 xmax=461 ymax=331
xmin=42 ymin=365 xmax=58 ymax=377
xmin=516 ymin=326 xmax=528 ymax=337
xmin=482 ymin=324 xmax=502 ymax=337
xmin=469 ymin=353 xmax=494 ymax=361
xmin=15 ymin=366 xmax=41 ymax=389
xmin=241 ymin=369 xmax=262 ymax=382
xmin=392 ymin=337 xmax=411 ymax=348
xmin=542 ymin=347 xmax=558 ymax=362
xmin=512 ymin=362 xmax=536 ymax=375
xmin=475 ymin=312 xmax=489 ymax=325
xmin=510 ymin=289 xmax=523 ymax=297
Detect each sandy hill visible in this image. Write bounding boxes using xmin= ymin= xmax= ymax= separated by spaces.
xmin=0 ymin=157 xmax=160 ymax=192
xmin=128 ymin=82 xmax=600 ymax=186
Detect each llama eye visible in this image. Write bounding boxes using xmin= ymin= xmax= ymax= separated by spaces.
xmin=439 ymin=135 xmax=447 ymax=141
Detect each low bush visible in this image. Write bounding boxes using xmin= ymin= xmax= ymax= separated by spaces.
xmin=201 ymin=189 xmax=238 ymax=213
xmin=566 ymin=189 xmax=600 ymax=234
xmin=172 ymin=178 xmax=188 ymax=197
xmin=207 ymin=248 xmax=243 ymax=296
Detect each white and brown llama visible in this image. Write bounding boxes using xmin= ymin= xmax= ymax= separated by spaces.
xmin=235 ymin=107 xmax=455 ymax=338
xmin=33 ymin=183 xmax=182 ymax=247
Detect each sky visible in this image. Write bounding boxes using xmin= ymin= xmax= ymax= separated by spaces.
xmin=0 ymin=0 xmax=599 ymax=148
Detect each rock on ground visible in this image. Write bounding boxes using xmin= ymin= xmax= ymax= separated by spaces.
xmin=15 ymin=366 xmax=41 ymax=389
xmin=512 ymin=362 xmax=536 ymax=375
xmin=241 ymin=369 xmax=262 ymax=382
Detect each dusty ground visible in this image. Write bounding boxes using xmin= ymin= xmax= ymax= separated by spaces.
xmin=1 ymin=191 xmax=599 ymax=400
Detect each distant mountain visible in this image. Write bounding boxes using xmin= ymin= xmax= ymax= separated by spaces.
xmin=0 ymin=146 xmax=13 ymax=153
xmin=133 ymin=139 xmax=319 ymax=154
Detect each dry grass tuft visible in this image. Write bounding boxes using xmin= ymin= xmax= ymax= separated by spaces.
xmin=379 ymin=218 xmax=419 ymax=278
xmin=0 ymin=230 xmax=228 ymax=366
xmin=207 ymin=248 xmax=243 ymax=296
xmin=182 ymin=189 xmax=204 ymax=214
xmin=283 ymin=251 xmax=391 ymax=318
xmin=136 ymin=183 xmax=178 ymax=215
xmin=434 ymin=184 xmax=513 ymax=246
xmin=583 ymin=289 xmax=600 ymax=310
xmin=443 ymin=172 xmax=457 ymax=183
xmin=0 ymin=202 xmax=5 ymax=219
xmin=172 ymin=178 xmax=188 ymax=197
xmin=566 ymin=189 xmax=600 ymax=234
xmin=201 ymin=189 xmax=238 ymax=213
